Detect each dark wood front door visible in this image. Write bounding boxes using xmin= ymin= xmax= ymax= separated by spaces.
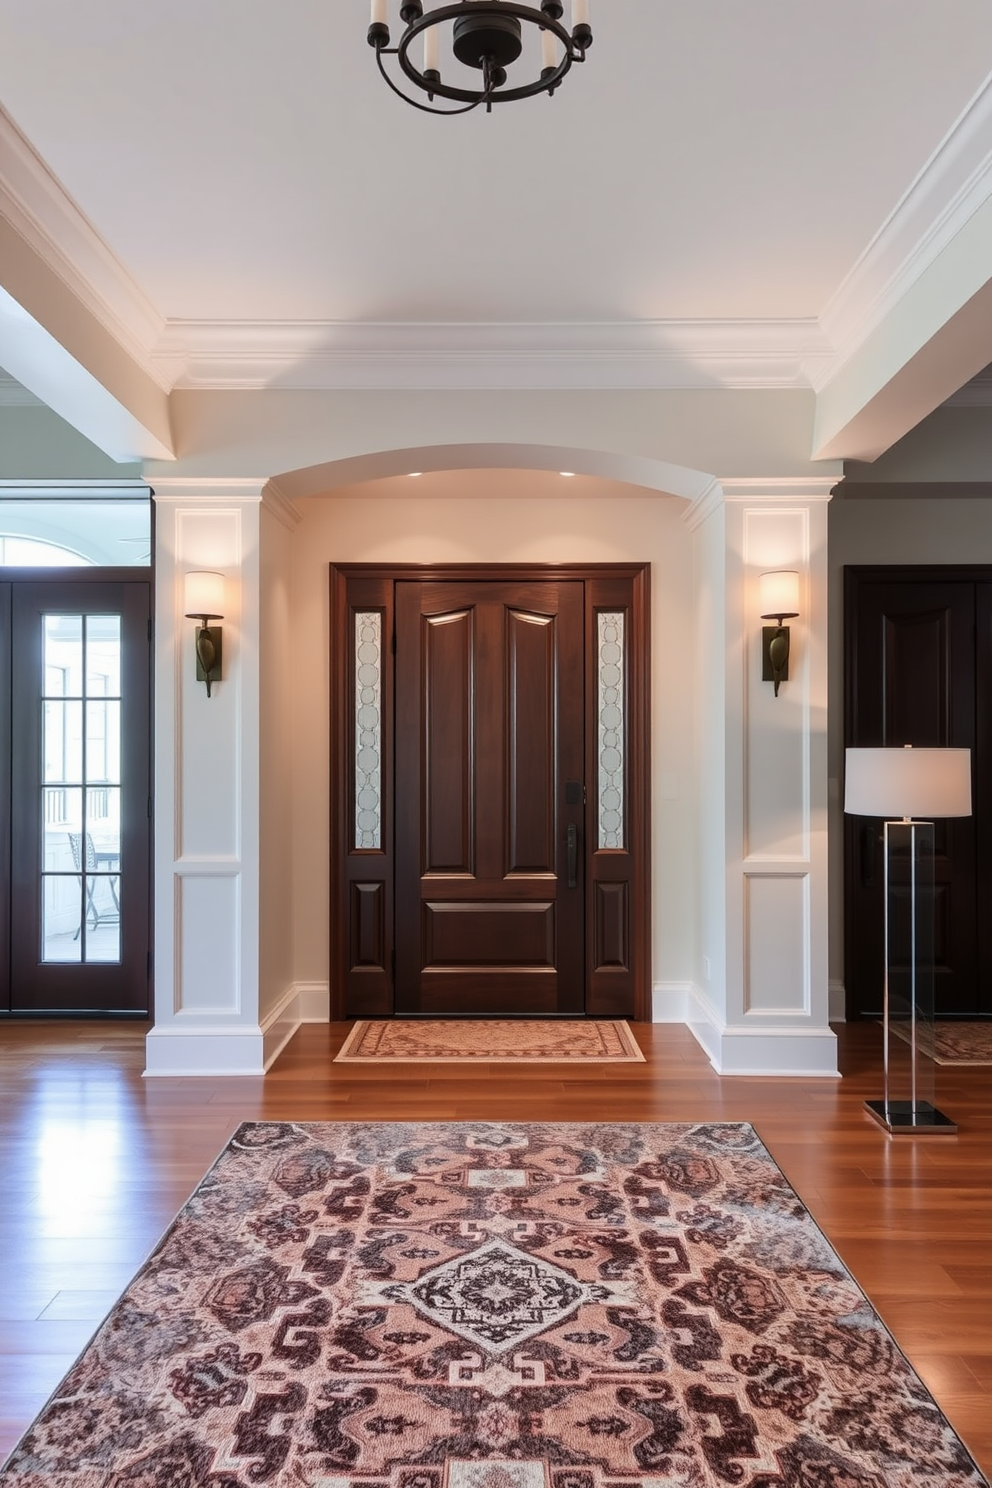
xmin=330 ymin=564 xmax=650 ymax=1020
xmin=844 ymin=568 xmax=988 ymax=1019
xmin=395 ymin=579 xmax=585 ymax=1016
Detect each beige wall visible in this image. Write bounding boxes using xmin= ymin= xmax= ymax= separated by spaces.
xmin=288 ymin=473 xmax=698 ymax=995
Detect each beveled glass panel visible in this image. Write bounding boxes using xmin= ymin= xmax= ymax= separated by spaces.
xmin=85 ymin=615 xmax=121 ymax=697
xmin=355 ymin=611 xmax=383 ymax=850
xmin=44 ymin=614 xmax=83 ymax=698
xmin=597 ymin=611 xmax=625 ymax=849
xmin=86 ymin=700 xmax=121 ymax=784
xmin=42 ymin=876 xmax=82 ymax=963
xmin=43 ymin=700 xmax=83 ymax=784
xmin=83 ymin=876 xmax=121 ymax=963
xmin=86 ymin=786 xmax=121 ymax=863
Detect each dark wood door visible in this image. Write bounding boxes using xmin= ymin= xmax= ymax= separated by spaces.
xmin=395 ymin=579 xmax=585 ymax=1015
xmin=329 ymin=564 xmax=650 ymax=1021
xmin=6 ymin=578 xmax=151 ymax=1014
xmin=844 ymin=571 xmax=984 ymax=1018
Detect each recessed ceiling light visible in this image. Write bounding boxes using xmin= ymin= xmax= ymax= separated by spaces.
xmin=408 ymin=472 xmax=422 ymax=477
xmin=559 ymin=471 xmax=575 ymax=477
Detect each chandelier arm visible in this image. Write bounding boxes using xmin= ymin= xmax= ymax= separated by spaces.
xmin=374 ymin=44 xmax=484 ymax=115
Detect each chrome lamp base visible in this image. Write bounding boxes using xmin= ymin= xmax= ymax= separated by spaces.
xmin=865 ymin=1098 xmax=957 ymax=1134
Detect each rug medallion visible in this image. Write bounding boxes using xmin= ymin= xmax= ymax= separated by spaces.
xmin=1 ymin=1121 xmax=986 ymax=1488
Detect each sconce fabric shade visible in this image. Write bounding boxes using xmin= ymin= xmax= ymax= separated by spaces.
xmin=759 ymin=570 xmax=800 ymax=619
xmin=844 ymin=747 xmax=972 ymax=819
xmin=184 ymin=570 xmax=225 ymax=619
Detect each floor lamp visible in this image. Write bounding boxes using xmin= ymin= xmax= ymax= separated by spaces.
xmin=844 ymin=745 xmax=972 ymax=1134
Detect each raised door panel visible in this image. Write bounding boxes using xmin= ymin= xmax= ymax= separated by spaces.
xmin=424 ymin=610 xmax=474 ymax=876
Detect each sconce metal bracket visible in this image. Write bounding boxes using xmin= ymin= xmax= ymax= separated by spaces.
xmin=195 ymin=625 xmax=223 ymax=694
xmin=762 ymin=624 xmax=790 ymax=695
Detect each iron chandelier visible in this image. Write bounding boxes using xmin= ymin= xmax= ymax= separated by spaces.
xmin=368 ymin=1 xmax=593 ymax=115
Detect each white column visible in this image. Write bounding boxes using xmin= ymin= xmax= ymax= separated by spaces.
xmin=684 ymin=477 xmax=838 ymax=1076
xmin=145 ymin=477 xmax=295 ymax=1076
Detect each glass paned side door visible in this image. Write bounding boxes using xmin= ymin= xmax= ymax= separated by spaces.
xmin=9 ymin=580 xmax=150 ymax=1013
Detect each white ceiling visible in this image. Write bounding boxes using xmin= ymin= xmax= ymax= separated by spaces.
xmin=0 ymin=1 xmax=989 ymax=323
xmin=1 ymin=1 xmax=992 ymax=455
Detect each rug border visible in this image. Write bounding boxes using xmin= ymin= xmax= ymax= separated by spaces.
xmin=886 ymin=1019 xmax=992 ymax=1067
xmin=2 ymin=1118 xmax=988 ymax=1488
xmin=334 ymin=1018 xmax=646 ymax=1063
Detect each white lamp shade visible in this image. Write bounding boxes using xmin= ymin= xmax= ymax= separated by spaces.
xmin=184 ymin=570 xmax=225 ymax=619
xmin=844 ymin=747 xmax=972 ymax=819
xmin=759 ymin=570 xmax=800 ymax=619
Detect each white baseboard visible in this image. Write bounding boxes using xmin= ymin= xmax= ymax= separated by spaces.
xmin=144 ymin=1023 xmax=268 ymax=1077
xmin=651 ymin=982 xmax=690 ymax=1021
xmin=682 ymin=982 xmax=840 ymax=1077
xmin=145 ymin=981 xmax=331 ymax=1077
xmin=829 ymin=978 xmax=847 ymax=1023
xmin=296 ymin=981 xmax=331 ymax=1022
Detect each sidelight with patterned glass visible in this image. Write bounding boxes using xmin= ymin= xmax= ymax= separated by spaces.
xmin=41 ymin=614 xmax=122 ymax=963
xmin=597 ymin=611 xmax=625 ymax=849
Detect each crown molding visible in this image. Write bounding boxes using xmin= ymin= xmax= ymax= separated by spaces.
xmin=719 ymin=478 xmax=839 ymax=503
xmin=816 ymin=72 xmax=992 ymax=387
xmin=683 ymin=476 xmax=838 ymax=530
xmin=151 ymin=317 xmax=833 ymax=392
xmin=261 ymin=479 xmax=302 ymax=530
xmin=0 ymin=103 xmax=168 ymax=389
xmin=148 ymin=477 xmax=269 ymax=503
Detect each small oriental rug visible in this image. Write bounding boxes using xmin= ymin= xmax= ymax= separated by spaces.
xmin=2 ymin=1121 xmax=987 ymax=1488
xmin=334 ymin=1019 xmax=645 ymax=1063
xmin=888 ymin=1018 xmax=992 ymax=1065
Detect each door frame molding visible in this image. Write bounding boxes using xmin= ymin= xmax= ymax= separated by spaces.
xmin=329 ymin=562 xmax=651 ymax=1020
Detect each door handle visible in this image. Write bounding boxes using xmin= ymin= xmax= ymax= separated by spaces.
xmin=567 ymin=823 xmax=578 ymax=889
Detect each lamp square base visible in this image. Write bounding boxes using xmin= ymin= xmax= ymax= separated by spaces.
xmin=865 ymin=1099 xmax=957 ymax=1134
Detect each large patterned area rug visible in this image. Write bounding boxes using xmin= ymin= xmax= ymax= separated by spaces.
xmin=888 ymin=1018 xmax=992 ymax=1065
xmin=334 ymin=1021 xmax=645 ymax=1063
xmin=2 ymin=1121 xmax=987 ymax=1488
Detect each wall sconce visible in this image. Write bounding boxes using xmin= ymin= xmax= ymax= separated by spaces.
xmin=759 ymin=570 xmax=800 ymax=697
xmin=184 ymin=571 xmax=225 ymax=698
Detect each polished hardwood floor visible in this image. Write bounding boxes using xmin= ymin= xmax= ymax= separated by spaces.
xmin=0 ymin=1019 xmax=990 ymax=1475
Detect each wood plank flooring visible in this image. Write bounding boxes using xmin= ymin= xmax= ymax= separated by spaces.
xmin=0 ymin=1018 xmax=989 ymax=1475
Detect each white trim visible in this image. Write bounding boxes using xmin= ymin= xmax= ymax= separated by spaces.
xmin=720 ymin=477 xmax=838 ymax=503
xmin=151 ymin=317 xmax=834 ymax=393
xmin=143 ymin=982 xmax=329 ymax=1076
xmin=261 ymin=983 xmax=303 ymax=1071
xmin=683 ymin=983 xmax=839 ymax=1076
xmin=0 ymin=102 xmax=167 ymax=385
xmin=829 ymin=978 xmax=847 ymax=1023
xmin=144 ymin=1023 xmax=266 ymax=1077
xmin=0 ymin=478 xmax=149 ymax=499
xmin=817 ymin=72 xmax=992 ymax=387
xmin=150 ymin=477 xmax=269 ymax=503
xmin=262 ymin=480 xmax=303 ymax=532
xmin=295 ymin=981 xmax=331 ymax=1022
xmin=651 ymin=981 xmax=690 ymax=1022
